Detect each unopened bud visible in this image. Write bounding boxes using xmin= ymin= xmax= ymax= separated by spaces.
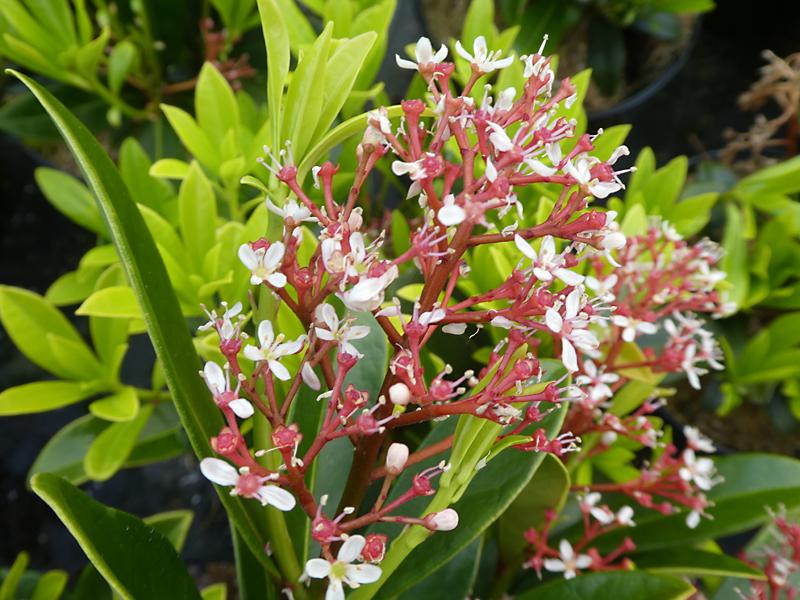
xmin=389 ymin=382 xmax=411 ymax=406
xmin=425 ymin=508 xmax=459 ymax=531
xmin=385 ymin=443 xmax=409 ymax=475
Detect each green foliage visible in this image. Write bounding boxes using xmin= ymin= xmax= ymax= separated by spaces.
xmin=516 ymin=570 xmax=695 ymax=600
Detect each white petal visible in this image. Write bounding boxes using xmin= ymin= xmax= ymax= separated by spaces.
xmin=559 ymin=539 xmax=575 ymax=561
xmin=545 ymin=309 xmax=563 ymax=333
xmin=455 ymin=39 xmax=472 ymax=62
xmin=442 ymin=323 xmax=468 ymax=335
xmin=258 ymin=320 xmax=275 ymax=347
xmin=263 ymin=242 xmax=286 ymax=269
xmin=415 ymin=37 xmax=434 ymax=63
xmin=229 ymin=398 xmax=254 ymax=419
xmin=622 ymin=327 xmax=636 ymax=343
xmin=345 ymin=563 xmax=382 ymax=584
xmin=319 ymin=303 xmax=339 ymax=330
xmin=238 ymin=244 xmax=258 ymax=269
xmin=259 ymin=485 xmax=296 ymax=511
xmin=575 ymin=555 xmax=592 ymax=569
xmin=305 ymin=558 xmax=332 ymax=579
xmin=243 ymin=345 xmax=264 ymax=362
xmin=556 ymin=268 xmax=585 ymax=287
xmin=347 ymin=325 xmax=371 ymax=340
xmin=302 ymin=363 xmax=321 ymax=391
xmin=514 ymin=234 xmax=537 ymax=261
xmin=267 ymin=272 xmax=287 ymax=288
xmin=562 ymin=339 xmax=578 ymax=372
xmin=326 ymin=580 xmax=345 ymax=600
xmin=438 ymin=204 xmax=466 ymax=226
xmin=543 ymin=559 xmax=566 ymax=573
xmin=200 ymin=458 xmax=239 ymax=486
xmin=276 ymin=337 xmax=305 ymax=356
xmin=338 ymin=535 xmax=366 ymax=563
xmin=268 ymin=360 xmax=291 ymax=381
xmin=204 ymin=362 xmax=226 ymax=394
xmin=433 ymin=43 xmax=448 ymax=63
xmin=473 ymin=36 xmax=487 ymax=58
xmin=395 ymin=55 xmax=419 ymax=70
xmin=565 ymin=289 xmax=581 ymax=318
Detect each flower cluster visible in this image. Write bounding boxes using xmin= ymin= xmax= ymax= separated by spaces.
xmin=737 ymin=508 xmax=800 ymax=599
xmin=193 ymin=33 xmax=728 ymax=597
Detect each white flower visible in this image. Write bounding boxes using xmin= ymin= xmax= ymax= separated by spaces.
xmin=611 ymin=314 xmax=658 ymax=343
xmin=427 ymin=508 xmax=459 ymax=531
xmin=686 ymin=510 xmax=702 ymax=529
xmin=305 ymin=536 xmax=382 ymax=600
xmin=199 ymin=301 xmax=243 ymax=340
xmin=681 ymin=344 xmax=708 ymax=390
xmin=575 ymin=360 xmax=619 ymax=404
xmin=487 ymin=122 xmax=514 ymax=152
xmin=238 ymin=242 xmax=287 ymax=287
xmin=684 ymin=426 xmax=716 ymax=453
xmin=391 ymin=158 xmax=427 ymax=180
xmin=565 ymin=156 xmax=622 ymax=199
xmin=437 ymin=194 xmax=466 ymax=226
xmin=615 ymin=506 xmax=635 ymax=527
xmin=201 ymin=361 xmax=254 ymax=419
xmin=514 ymin=235 xmax=584 ymax=286
xmin=340 ymin=267 xmax=398 ymax=312
xmin=455 ymin=36 xmax=514 ymax=73
xmin=200 ymin=458 xmax=295 ymax=510
xmin=679 ymin=449 xmax=717 ymax=491
xmin=545 ymin=289 xmax=599 ymax=372
xmin=388 ymin=382 xmax=412 ymax=406
xmin=395 ymin=37 xmax=448 ymax=71
xmin=265 ymin=197 xmax=316 ymax=224
xmin=543 ymin=540 xmax=592 ymax=579
xmin=386 ymin=443 xmax=409 ymax=474
xmin=243 ymin=320 xmax=305 ymax=381
xmin=314 ymin=303 xmax=370 ymax=357
xmin=585 ymin=274 xmax=618 ymax=302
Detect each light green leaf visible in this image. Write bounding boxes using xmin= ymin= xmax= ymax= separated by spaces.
xmin=34 ymin=167 xmax=106 ymax=235
xmin=77 ymin=286 xmax=141 ymax=319
xmin=0 ymin=285 xmax=93 ymax=379
xmin=179 ymin=162 xmax=218 ymax=272
xmin=257 ymin=0 xmax=290 ymax=148
xmin=721 ymin=203 xmax=749 ymax=308
xmin=201 ymin=583 xmax=227 ymax=600
xmin=196 ymin=62 xmax=240 ymax=142
xmin=31 ymin=473 xmax=202 ymax=599
xmin=161 ymin=104 xmax=220 ymax=171
xmin=665 ymin=192 xmax=717 ymax=237
xmin=46 ymin=266 xmax=104 ymax=306
xmin=89 ymin=387 xmax=140 ymax=422
xmin=620 ymin=203 xmax=647 ymax=237
xmin=149 ymin=158 xmax=191 ymax=180
xmin=48 ymin=333 xmax=107 ymax=381
xmin=107 ymin=40 xmax=137 ymax=94
xmin=0 ymin=380 xmax=96 ymax=416
xmin=144 ymin=510 xmax=194 ymax=551
xmin=30 ymin=569 xmax=69 ymax=600
xmin=84 ymin=405 xmax=153 ymax=481
xmin=0 ymin=552 xmax=28 ymax=600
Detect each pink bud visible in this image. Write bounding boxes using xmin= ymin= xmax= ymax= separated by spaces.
xmin=425 ymin=508 xmax=459 ymax=531
xmin=389 ymin=382 xmax=411 ymax=406
xmin=385 ymin=443 xmax=409 ymax=475
xmin=361 ymin=534 xmax=387 ymax=563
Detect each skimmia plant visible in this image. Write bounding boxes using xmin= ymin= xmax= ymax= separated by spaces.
xmin=5 ymin=0 xmax=800 ymax=598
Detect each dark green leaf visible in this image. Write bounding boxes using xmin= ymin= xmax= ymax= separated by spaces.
xmin=587 ymin=17 xmax=625 ymax=97
xmin=633 ymin=548 xmax=764 ymax=579
xmin=31 ymin=473 xmax=202 ymax=599
xmin=517 ymin=571 xmax=694 ymax=600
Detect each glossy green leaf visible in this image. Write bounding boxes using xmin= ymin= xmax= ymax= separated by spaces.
xmin=722 ymin=203 xmax=749 ymax=308
xmin=0 ymin=380 xmax=97 ymax=416
xmin=118 ymin=138 xmax=175 ymax=214
xmin=77 ymin=286 xmax=141 ymax=319
xmin=517 ymin=571 xmax=694 ymax=600
xmin=633 ymin=548 xmax=764 ymax=579
xmin=35 ymin=167 xmax=106 ymax=235
xmin=665 ymin=192 xmax=717 ymax=237
xmin=642 ymin=156 xmax=688 ymax=213
xmin=46 ymin=266 xmax=104 ymax=306
xmin=398 ymin=537 xmax=481 ymax=600
xmin=30 ymin=569 xmax=69 ymax=600
xmin=89 ymin=386 xmax=140 ymax=421
xmin=84 ymin=405 xmax=153 ymax=480
xmin=47 ymin=333 xmax=107 ymax=381
xmin=9 ymin=70 xmax=278 ymax=581
xmin=31 ymin=473 xmax=201 ymax=599
xmin=150 ymin=158 xmax=191 ymax=180
xmin=161 ymin=104 xmax=220 ymax=171
xmin=735 ymin=155 xmax=800 ymax=198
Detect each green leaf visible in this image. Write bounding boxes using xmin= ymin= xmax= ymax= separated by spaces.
xmin=313 ymin=31 xmax=377 ymax=140
xmin=30 ymin=569 xmax=69 ymax=600
xmin=0 ymin=380 xmax=97 ymax=416
xmin=633 ymin=548 xmax=765 ymax=579
xmin=397 ymin=537 xmax=481 ymax=600
xmin=643 ymin=156 xmax=688 ymax=213
xmin=620 ymin=203 xmax=647 ymax=237
xmin=46 ymin=266 xmax=104 ymax=306
xmin=31 ymin=473 xmax=202 ymax=599
xmin=77 ymin=286 xmax=142 ymax=319
xmin=118 ymin=137 xmax=175 ymax=214
xmin=282 ymin=24 xmax=332 ymax=158
xmin=593 ymin=454 xmax=800 ymax=553
xmin=369 ymin=404 xmax=568 ymax=599
xmin=257 ymin=0 xmax=290 ymax=148
xmin=10 ymin=70 xmax=279 ymax=583
xmin=195 ymin=62 xmax=240 ymax=142
xmin=144 ymin=510 xmax=194 ymax=551
xmin=462 ymin=0 xmax=494 ymax=52
xmin=161 ymin=104 xmax=220 ymax=171
xmin=498 ymin=453 xmax=570 ymax=562
xmin=0 ymin=285 xmax=95 ymax=379
xmin=722 ymin=204 xmax=749 ymax=308
xmin=735 ymin=155 xmax=800 ymax=198
xmin=201 ymin=583 xmax=228 ymax=600
xmin=517 ymin=571 xmax=694 ymax=600
xmin=0 ymin=552 xmax=28 ymax=600
xmin=89 ymin=386 xmax=140 ymax=421
xmin=665 ymin=192 xmax=717 ymax=237
xmin=107 ymin=40 xmax=137 ymax=94
xmin=179 ymin=162 xmax=218 ymax=272
xmin=35 ymin=167 xmax=106 ymax=235
xmin=47 ymin=333 xmax=107 ymax=381
xmin=150 ymin=158 xmax=191 ymax=180
xmin=84 ymin=404 xmax=153 ymax=480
